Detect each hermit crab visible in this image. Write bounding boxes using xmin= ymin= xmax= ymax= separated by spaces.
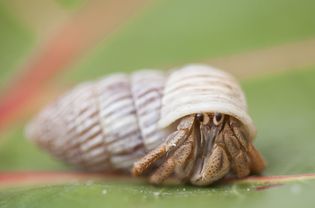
xmin=26 ymin=64 xmax=265 ymax=186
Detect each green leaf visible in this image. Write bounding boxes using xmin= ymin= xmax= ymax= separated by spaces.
xmin=1 ymin=67 xmax=315 ymax=207
xmin=0 ymin=3 xmax=34 ymax=90
xmin=55 ymin=0 xmax=85 ymax=9
xmin=63 ymin=0 xmax=315 ymax=82
xmin=0 ymin=126 xmax=67 ymax=170
xmin=1 ymin=178 xmax=315 ymax=208
xmin=1 ymin=0 xmax=315 ymax=206
xmin=244 ymin=68 xmax=315 ymax=175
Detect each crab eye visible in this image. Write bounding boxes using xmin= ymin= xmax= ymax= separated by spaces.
xmin=196 ymin=113 xmax=210 ymax=125
xmin=213 ymin=113 xmax=224 ymax=126
xmin=196 ymin=113 xmax=204 ymax=122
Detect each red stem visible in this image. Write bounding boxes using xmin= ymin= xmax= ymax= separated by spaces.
xmin=1 ymin=172 xmax=315 ymax=188
xmin=0 ymin=0 xmax=149 ymax=131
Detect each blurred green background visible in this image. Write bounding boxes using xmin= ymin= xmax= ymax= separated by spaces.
xmin=0 ymin=0 xmax=315 ymax=207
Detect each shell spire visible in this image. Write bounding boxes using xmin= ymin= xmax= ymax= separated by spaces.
xmin=26 ymin=71 xmax=168 ymax=171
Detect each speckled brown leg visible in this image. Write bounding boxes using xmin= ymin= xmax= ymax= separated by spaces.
xmin=149 ymin=135 xmax=194 ymax=184
xmin=173 ymin=134 xmax=195 ymax=181
xmin=248 ymin=143 xmax=266 ymax=174
xmin=148 ymin=153 xmax=176 ymax=184
xmin=222 ymin=126 xmax=250 ymax=178
xmin=132 ymin=131 xmax=178 ymax=176
xmin=190 ymin=144 xmax=230 ymax=186
xmin=132 ymin=115 xmax=195 ymax=177
xmin=228 ymin=117 xmax=265 ymax=176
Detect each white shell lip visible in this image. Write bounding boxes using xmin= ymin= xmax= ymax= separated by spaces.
xmin=158 ymin=64 xmax=257 ymax=139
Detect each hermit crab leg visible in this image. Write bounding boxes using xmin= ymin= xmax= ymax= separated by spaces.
xmin=218 ymin=121 xmax=250 ymax=178
xmin=190 ymin=143 xmax=230 ymax=186
xmin=149 ymin=134 xmax=194 ymax=184
xmin=228 ymin=117 xmax=265 ymax=174
xmin=148 ymin=153 xmax=176 ymax=184
xmin=173 ymin=134 xmax=196 ymax=181
xmin=132 ymin=115 xmax=195 ymax=176
xmin=248 ymin=143 xmax=266 ymax=174
xmin=174 ymin=129 xmax=199 ymax=181
xmin=193 ymin=122 xmax=218 ymax=175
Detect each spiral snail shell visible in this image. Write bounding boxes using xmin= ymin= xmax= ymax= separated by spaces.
xmin=26 ymin=64 xmax=265 ymax=186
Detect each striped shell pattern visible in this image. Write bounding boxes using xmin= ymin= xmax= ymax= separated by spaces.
xmin=26 ymin=64 xmax=256 ymax=173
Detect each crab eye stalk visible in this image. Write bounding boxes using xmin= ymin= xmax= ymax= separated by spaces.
xmin=196 ymin=113 xmax=204 ymax=122
xmin=196 ymin=113 xmax=210 ymax=125
xmin=213 ymin=113 xmax=224 ymax=126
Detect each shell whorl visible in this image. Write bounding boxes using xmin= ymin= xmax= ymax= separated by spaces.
xmin=26 ymin=70 xmax=167 ymax=171
xmin=159 ymin=64 xmax=256 ymax=139
xmin=26 ymin=64 xmax=256 ymax=172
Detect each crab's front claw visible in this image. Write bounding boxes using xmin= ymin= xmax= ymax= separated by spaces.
xmin=190 ymin=144 xmax=230 ymax=186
